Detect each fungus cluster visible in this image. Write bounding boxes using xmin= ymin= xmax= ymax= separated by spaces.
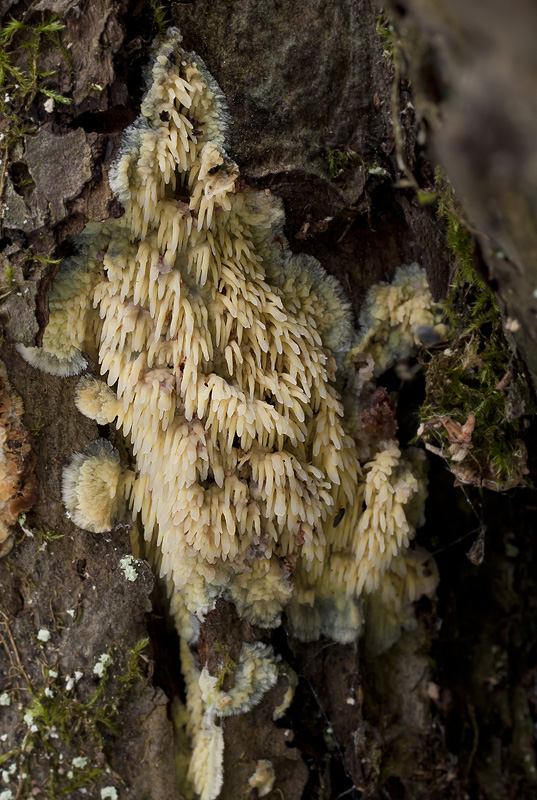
xmin=18 ymin=30 xmax=442 ymax=800
xmin=188 ymin=642 xmax=281 ymax=800
xmin=353 ymin=263 xmax=447 ymax=376
xmin=0 ymin=360 xmax=37 ymax=556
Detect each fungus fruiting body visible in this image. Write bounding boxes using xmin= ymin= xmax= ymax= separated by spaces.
xmin=62 ymin=438 xmax=127 ymax=533
xmin=0 ymin=360 xmax=38 ymax=556
xmin=18 ymin=30 xmax=441 ymax=799
xmin=352 ymin=263 xmax=447 ymax=376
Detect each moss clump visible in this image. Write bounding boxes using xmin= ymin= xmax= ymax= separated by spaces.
xmin=326 ymin=147 xmax=359 ymax=180
xmin=0 ymin=15 xmax=71 ymax=216
xmin=376 ymin=10 xmax=396 ymax=61
xmin=148 ymin=0 xmax=171 ymax=40
xmin=417 ymin=171 xmax=530 ymax=490
xmin=214 ymin=643 xmax=238 ymax=691
xmin=0 ymin=16 xmax=71 ymax=131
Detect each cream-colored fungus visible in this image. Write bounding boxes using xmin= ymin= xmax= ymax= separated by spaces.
xmin=18 ymin=29 xmax=441 ymax=799
xmin=248 ymin=760 xmax=276 ymax=797
xmin=352 ymin=263 xmax=447 ymax=376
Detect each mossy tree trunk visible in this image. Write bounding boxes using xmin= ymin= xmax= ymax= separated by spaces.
xmin=1 ymin=1 xmax=536 ymax=799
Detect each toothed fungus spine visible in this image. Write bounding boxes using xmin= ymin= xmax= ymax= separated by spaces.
xmin=188 ymin=642 xmax=280 ymax=800
xmin=20 ymin=28 xmax=367 ymax=631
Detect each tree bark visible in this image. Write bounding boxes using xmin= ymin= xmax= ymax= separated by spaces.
xmin=0 ymin=2 xmax=536 ymax=799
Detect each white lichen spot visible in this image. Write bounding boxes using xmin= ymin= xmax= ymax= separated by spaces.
xmin=44 ymin=688 xmax=54 ymax=698
xmin=48 ymin=669 xmax=58 ymax=678
xmin=100 ymin=787 xmax=118 ymax=800
xmin=119 ymin=555 xmax=138 ymax=581
xmin=0 ymin=693 xmax=10 ymax=706
xmin=72 ymin=757 xmax=88 ymax=769
xmin=0 ymin=789 xmax=14 ymax=800
xmin=93 ymin=653 xmax=113 ymax=678
xmin=37 ymin=628 xmax=51 ymax=643
xmin=66 ymin=609 xmax=75 ymax=618
xmin=23 ymin=709 xmax=35 ymax=726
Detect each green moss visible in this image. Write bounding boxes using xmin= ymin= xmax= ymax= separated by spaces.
xmin=0 ymin=15 xmax=71 ymax=218
xmin=376 ymin=10 xmax=396 ymax=61
xmin=0 ymin=262 xmax=16 ymax=300
xmin=18 ymin=513 xmax=64 ymax=548
xmin=417 ymin=172 xmax=529 ymax=490
xmin=214 ymin=642 xmax=237 ymax=690
xmin=435 ymin=168 xmax=476 ymax=295
xmin=326 ymin=148 xmax=355 ymax=180
xmin=118 ymin=636 xmax=150 ymax=684
xmin=0 ymin=15 xmax=71 ymax=120
xmin=0 ymin=16 xmax=71 ymax=108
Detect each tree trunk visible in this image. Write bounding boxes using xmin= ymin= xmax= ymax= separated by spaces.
xmin=1 ymin=2 xmax=536 ymax=799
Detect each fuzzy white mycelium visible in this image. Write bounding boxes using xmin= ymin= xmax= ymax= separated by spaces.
xmin=18 ymin=29 xmax=443 ymax=800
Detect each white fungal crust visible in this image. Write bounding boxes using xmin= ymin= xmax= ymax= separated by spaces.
xmin=17 ymin=223 xmax=117 ymax=377
xmin=365 ymin=547 xmax=439 ymax=654
xmin=16 ymin=343 xmax=88 ymax=377
xmin=75 ymin=375 xmax=120 ymax=424
xmin=62 ymin=439 xmax=123 ymax=533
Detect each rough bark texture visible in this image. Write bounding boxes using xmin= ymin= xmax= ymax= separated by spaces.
xmin=0 ymin=1 xmax=536 ymax=799
xmin=383 ymin=0 xmax=537 ymax=387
